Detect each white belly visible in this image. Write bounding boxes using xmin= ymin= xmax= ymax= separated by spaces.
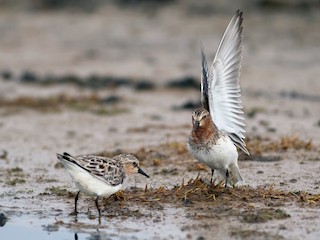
xmin=188 ymin=135 xmax=238 ymax=171
xmin=62 ymin=161 xmax=122 ymax=197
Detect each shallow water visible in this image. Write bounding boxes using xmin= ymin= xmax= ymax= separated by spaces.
xmin=1 ymin=208 xmax=186 ymax=240
xmin=1 ymin=214 xmax=71 ymax=240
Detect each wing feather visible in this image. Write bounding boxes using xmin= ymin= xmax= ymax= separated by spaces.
xmin=200 ymin=45 xmax=210 ymax=111
xmin=207 ymin=10 xmax=250 ymax=155
xmin=74 ymin=155 xmax=125 ymax=186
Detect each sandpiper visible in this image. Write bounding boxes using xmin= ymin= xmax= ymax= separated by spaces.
xmin=187 ymin=10 xmax=250 ymax=187
xmin=57 ymin=152 xmax=149 ymax=216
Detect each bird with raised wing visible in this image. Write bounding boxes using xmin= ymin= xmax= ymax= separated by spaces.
xmin=187 ymin=10 xmax=250 ymax=187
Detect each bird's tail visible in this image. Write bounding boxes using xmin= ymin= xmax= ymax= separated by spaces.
xmin=229 ymin=163 xmax=244 ymax=184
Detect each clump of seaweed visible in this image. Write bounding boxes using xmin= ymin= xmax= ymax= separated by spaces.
xmin=246 ymin=135 xmax=313 ymax=156
xmin=4 ymin=167 xmax=27 ymax=186
xmin=5 ymin=178 xmax=26 ymax=186
xmin=238 ymin=135 xmax=314 ymax=161
xmin=7 ymin=167 xmax=23 ymax=174
xmin=104 ymin=176 xmax=320 ymax=208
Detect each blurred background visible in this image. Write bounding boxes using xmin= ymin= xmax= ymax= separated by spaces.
xmin=0 ymin=0 xmax=319 ymax=152
xmin=0 ymin=0 xmax=319 ymax=81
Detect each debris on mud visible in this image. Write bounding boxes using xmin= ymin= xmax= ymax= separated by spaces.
xmin=166 ymin=76 xmax=199 ymax=89
xmin=43 ymin=186 xmax=75 ymax=197
xmin=246 ymin=107 xmax=266 ymax=118
xmin=0 ymin=94 xmax=128 ymax=115
xmin=239 ymin=135 xmax=314 ymax=160
xmin=134 ymin=80 xmax=156 ymax=91
xmin=4 ymin=167 xmax=27 ymax=186
xmin=280 ymin=90 xmax=320 ymax=103
xmin=7 ymin=167 xmax=23 ymax=174
xmin=172 ymin=100 xmax=201 ymax=110
xmin=0 ymin=150 xmax=8 ymax=160
xmin=241 ymin=208 xmax=290 ymax=223
xmin=4 ymin=71 xmax=158 ymax=90
xmin=230 ymin=229 xmax=285 ymax=240
xmin=5 ymin=178 xmax=26 ymax=186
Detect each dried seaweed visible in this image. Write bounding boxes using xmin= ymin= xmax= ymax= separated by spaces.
xmin=105 ymin=177 xmax=320 ymax=208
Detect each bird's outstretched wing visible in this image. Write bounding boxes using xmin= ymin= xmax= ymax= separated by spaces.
xmin=207 ymin=10 xmax=249 ymax=155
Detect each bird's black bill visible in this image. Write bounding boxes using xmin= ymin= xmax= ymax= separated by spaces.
xmin=193 ymin=121 xmax=200 ymax=130
xmin=138 ymin=168 xmax=150 ymax=178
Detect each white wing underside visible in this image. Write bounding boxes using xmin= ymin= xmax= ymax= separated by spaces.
xmin=201 ymin=10 xmax=249 ymax=155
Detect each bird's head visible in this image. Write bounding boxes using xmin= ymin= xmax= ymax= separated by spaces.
xmin=192 ymin=108 xmax=211 ymax=131
xmin=113 ymin=154 xmax=149 ymax=178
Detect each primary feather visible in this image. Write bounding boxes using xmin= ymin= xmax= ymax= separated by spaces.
xmin=201 ymin=45 xmax=210 ymax=111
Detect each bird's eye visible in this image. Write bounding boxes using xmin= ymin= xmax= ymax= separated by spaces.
xmin=133 ymin=162 xmax=138 ymax=167
xmin=202 ymin=115 xmax=207 ymax=120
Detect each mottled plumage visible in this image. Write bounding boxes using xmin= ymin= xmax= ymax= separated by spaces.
xmin=66 ymin=154 xmax=126 ymax=186
xmin=188 ymin=10 xmax=249 ymax=187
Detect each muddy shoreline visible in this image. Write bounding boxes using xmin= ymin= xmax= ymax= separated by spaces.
xmin=1 ymin=2 xmax=320 ymax=239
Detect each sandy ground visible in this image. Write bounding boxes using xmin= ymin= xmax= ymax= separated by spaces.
xmin=0 ymin=2 xmax=320 ymax=240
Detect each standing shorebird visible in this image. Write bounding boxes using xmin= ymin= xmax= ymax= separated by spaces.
xmin=56 ymin=152 xmax=149 ymax=216
xmin=187 ymin=10 xmax=250 ymax=187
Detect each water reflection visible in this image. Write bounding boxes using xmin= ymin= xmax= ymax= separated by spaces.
xmin=0 ymin=207 xmax=184 ymax=239
xmin=1 ymin=214 xmax=108 ymax=240
xmin=75 ymin=231 xmax=107 ymax=240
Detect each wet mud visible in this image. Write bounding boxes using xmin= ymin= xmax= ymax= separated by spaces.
xmin=1 ymin=1 xmax=320 ymax=239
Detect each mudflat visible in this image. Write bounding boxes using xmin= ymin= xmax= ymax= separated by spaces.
xmin=0 ymin=2 xmax=319 ymax=239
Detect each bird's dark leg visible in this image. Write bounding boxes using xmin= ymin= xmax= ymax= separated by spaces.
xmin=225 ymin=169 xmax=229 ymax=189
xmin=74 ymin=191 xmax=80 ymax=214
xmin=95 ymin=196 xmax=101 ymax=217
xmin=210 ymin=169 xmax=214 ymax=184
